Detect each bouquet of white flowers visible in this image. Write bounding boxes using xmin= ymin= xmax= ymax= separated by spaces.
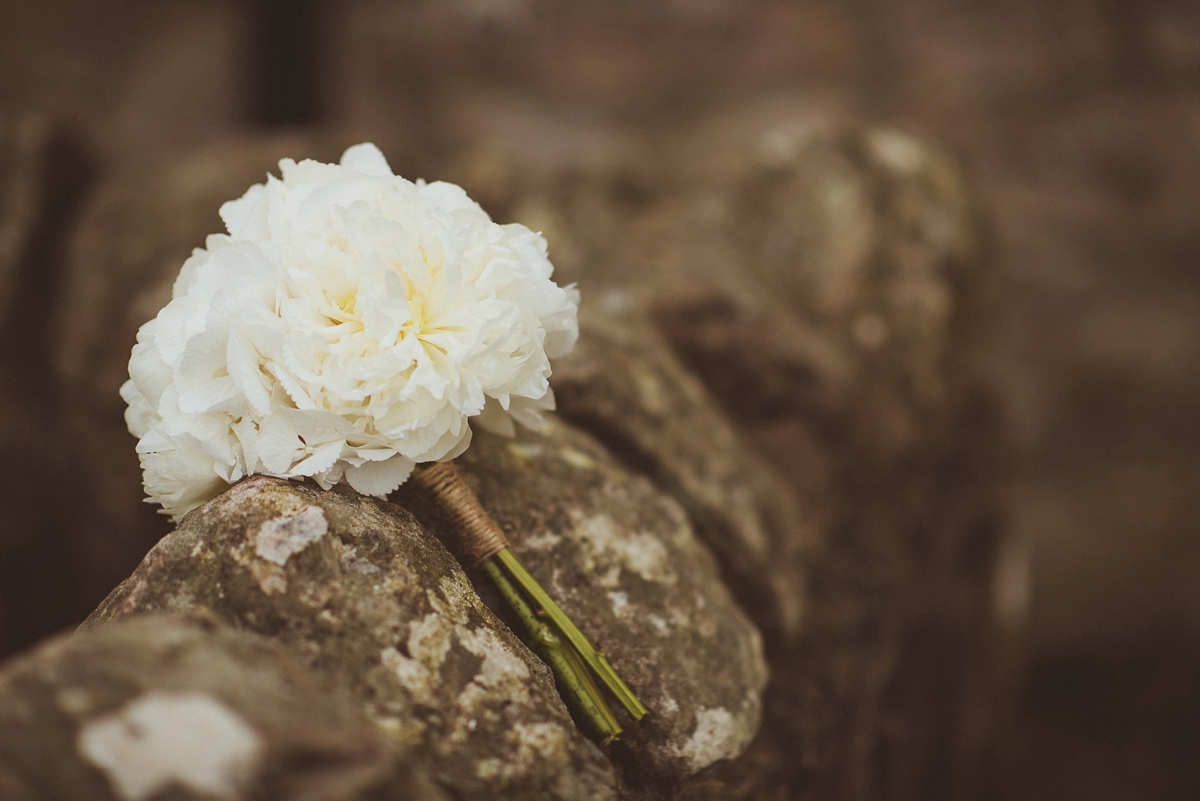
xmin=122 ymin=143 xmax=644 ymax=742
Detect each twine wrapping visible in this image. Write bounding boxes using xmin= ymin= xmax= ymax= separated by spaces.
xmin=411 ymin=462 xmax=510 ymax=565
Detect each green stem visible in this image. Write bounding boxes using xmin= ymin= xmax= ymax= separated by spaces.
xmin=494 ymin=547 xmax=648 ymax=721
xmin=481 ymin=556 xmax=622 ymax=744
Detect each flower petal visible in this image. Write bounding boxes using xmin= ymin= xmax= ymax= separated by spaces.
xmin=340 ymin=143 xmax=393 ymax=177
xmin=344 ymin=455 xmax=414 ymax=497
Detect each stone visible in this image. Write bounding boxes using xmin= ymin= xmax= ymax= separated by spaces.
xmin=42 ymin=119 xmax=1000 ymax=800
xmin=83 ymin=475 xmax=618 ymax=801
xmin=660 ymin=125 xmax=1003 ymax=801
xmin=0 ymin=613 xmax=447 ymax=801
xmin=440 ymin=120 xmax=1003 ymax=800
xmin=552 ymin=300 xmax=812 ymax=644
xmin=398 ymin=417 xmax=768 ymax=790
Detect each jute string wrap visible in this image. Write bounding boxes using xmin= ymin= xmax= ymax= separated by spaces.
xmin=411 ymin=462 xmax=510 ymax=565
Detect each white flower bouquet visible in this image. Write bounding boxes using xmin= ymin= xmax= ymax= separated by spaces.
xmin=123 ymin=143 xmax=576 ymax=519
xmin=122 ymin=143 xmax=644 ymax=741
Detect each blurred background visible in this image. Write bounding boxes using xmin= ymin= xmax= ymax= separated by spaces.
xmin=1 ymin=1 xmax=1198 ymax=799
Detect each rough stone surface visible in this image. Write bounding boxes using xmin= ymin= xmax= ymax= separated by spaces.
xmin=399 ymin=418 xmax=768 ymax=789
xmin=664 ymin=127 xmax=1001 ymax=801
xmin=442 ymin=123 xmax=1002 ymax=800
xmin=552 ymin=301 xmax=812 ymax=643
xmin=0 ymin=613 xmax=447 ymax=801
xmin=84 ymin=476 xmax=618 ymax=801
xmin=25 ymin=119 xmax=998 ymax=800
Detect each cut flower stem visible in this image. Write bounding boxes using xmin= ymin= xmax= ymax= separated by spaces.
xmin=411 ymin=462 xmax=647 ymax=742
xmin=492 ymin=547 xmax=648 ymax=722
xmin=481 ymin=555 xmax=623 ymax=743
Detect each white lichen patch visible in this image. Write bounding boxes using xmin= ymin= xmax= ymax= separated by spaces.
xmin=217 ymin=477 xmax=273 ymax=510
xmin=558 ymin=447 xmax=596 ymax=470
xmin=476 ymin=722 xmax=570 ymax=780
xmin=255 ymin=505 xmax=327 ymax=566
xmin=669 ymin=607 xmax=692 ymax=630
xmin=521 ymin=530 xmax=563 ymax=551
xmin=246 ymin=559 xmax=287 ymax=596
xmin=78 ymin=691 xmax=262 ymax=801
xmin=382 ymin=647 xmax=435 ymax=707
xmin=572 ymin=513 xmax=676 ymax=586
xmin=333 ymin=544 xmax=379 ymax=575
xmin=507 ymin=441 xmax=545 ymax=461
xmin=458 ymin=626 xmax=532 ymax=692
xmin=607 ymin=590 xmax=629 ymax=615
xmin=512 ymin=721 xmax=570 ymax=765
xmin=445 ymin=683 xmax=494 ymax=745
xmin=669 ymin=706 xmax=741 ymax=773
xmin=595 ymin=565 xmax=622 ymax=590
xmin=375 ymin=714 xmax=426 ymax=747
xmin=443 ymin=623 xmax=541 ymax=748
xmin=865 ymin=127 xmax=927 ymax=175
xmin=383 ymin=592 xmax=538 ymax=745
xmin=342 ymin=555 xmax=382 ymax=575
xmin=381 ymin=612 xmax=455 ymax=706
xmin=409 ymin=613 xmax=455 ymax=668
xmin=473 ymin=757 xmax=503 ymax=778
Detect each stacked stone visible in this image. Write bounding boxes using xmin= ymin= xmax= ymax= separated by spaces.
xmin=0 ymin=110 xmax=1000 ymax=798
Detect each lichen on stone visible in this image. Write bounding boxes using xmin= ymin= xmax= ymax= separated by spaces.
xmin=254 ymin=505 xmax=328 ymax=566
xmin=84 ymin=477 xmax=618 ymax=801
xmin=78 ymin=691 xmax=263 ymax=801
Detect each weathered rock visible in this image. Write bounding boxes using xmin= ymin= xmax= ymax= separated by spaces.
xmin=84 ymin=476 xmax=618 ymax=801
xmin=552 ymin=300 xmax=811 ymax=644
xmin=660 ymin=126 xmax=1002 ymax=801
xmin=442 ymin=121 xmax=1003 ymax=801
xmin=399 ymin=418 xmax=768 ymax=789
xmin=44 ymin=119 xmax=1000 ymax=801
xmin=0 ymin=613 xmax=447 ymax=801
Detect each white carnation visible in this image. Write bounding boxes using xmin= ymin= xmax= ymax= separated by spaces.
xmin=122 ymin=143 xmax=579 ymax=519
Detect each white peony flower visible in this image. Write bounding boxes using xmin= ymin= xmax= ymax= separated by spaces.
xmin=122 ymin=143 xmax=579 ymax=520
